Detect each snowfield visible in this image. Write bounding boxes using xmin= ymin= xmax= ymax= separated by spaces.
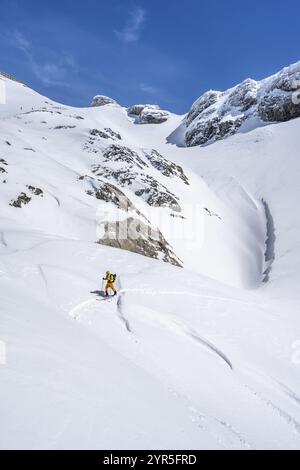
xmin=0 ymin=73 xmax=300 ymax=450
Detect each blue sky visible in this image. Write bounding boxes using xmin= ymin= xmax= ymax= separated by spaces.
xmin=0 ymin=0 xmax=299 ymax=113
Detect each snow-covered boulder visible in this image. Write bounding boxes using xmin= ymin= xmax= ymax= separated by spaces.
xmin=91 ymin=95 xmax=118 ymax=107
xmin=185 ymin=61 xmax=300 ymax=146
xmin=139 ymin=107 xmax=169 ymax=124
xmin=127 ymin=103 xmax=169 ymax=124
xmin=127 ymin=104 xmax=160 ymax=116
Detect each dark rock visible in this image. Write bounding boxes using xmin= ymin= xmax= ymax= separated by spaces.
xmin=91 ymin=95 xmax=118 ymax=107
xmin=144 ymin=149 xmax=189 ymax=185
xmin=101 ymin=145 xmax=147 ymax=170
xmin=186 ymin=91 xmax=221 ymax=125
xmin=185 ymin=61 xmax=300 ymax=146
xmin=127 ymin=104 xmax=160 ymax=116
xmin=104 ymin=128 xmax=122 ymax=140
xmin=226 ymin=79 xmax=258 ymax=112
xmin=186 ymin=116 xmax=244 ymax=147
xmin=27 ymin=185 xmax=43 ymax=197
xmin=98 ymin=217 xmax=182 ymax=267
xmin=10 ymin=193 xmax=31 ymax=208
xmin=258 ymin=91 xmax=300 ymax=122
xmin=139 ymin=107 xmax=169 ymax=124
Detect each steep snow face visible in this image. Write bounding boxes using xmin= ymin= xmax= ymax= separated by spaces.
xmin=0 ymin=77 xmax=185 ymax=268
xmin=1 ymin=72 xmax=300 ymax=450
xmin=185 ymin=61 xmax=300 ymax=146
xmin=0 ymin=74 xmax=267 ymax=288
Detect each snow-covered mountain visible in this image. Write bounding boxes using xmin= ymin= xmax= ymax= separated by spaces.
xmin=185 ymin=61 xmax=300 ymax=146
xmin=1 ymin=64 xmax=300 ymax=450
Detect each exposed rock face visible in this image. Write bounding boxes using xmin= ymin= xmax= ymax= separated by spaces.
xmin=91 ymin=144 xmax=181 ymax=212
xmin=89 ymin=128 xmax=122 ymax=142
xmin=91 ymin=95 xmax=118 ymax=107
xmin=139 ymin=107 xmax=169 ymax=124
xmin=226 ymin=79 xmax=258 ymax=112
xmin=98 ymin=217 xmax=182 ymax=267
xmin=26 ymin=185 xmax=43 ymax=197
xmin=186 ymin=91 xmax=221 ymax=125
xmin=0 ymin=158 xmax=8 ymax=175
xmin=127 ymin=104 xmax=160 ymax=116
xmin=143 ymin=149 xmax=189 ymax=185
xmin=185 ymin=61 xmax=300 ymax=146
xmin=186 ymin=116 xmax=245 ymax=147
xmin=81 ymin=135 xmax=184 ymax=265
xmin=101 ymin=144 xmax=147 ymax=169
xmin=82 ymin=176 xmax=139 ymax=214
xmin=258 ymin=90 xmax=300 ymax=122
xmin=127 ymin=104 xmax=169 ymax=124
xmin=103 ymin=128 xmax=122 ymax=140
xmin=10 ymin=193 xmax=31 ymax=208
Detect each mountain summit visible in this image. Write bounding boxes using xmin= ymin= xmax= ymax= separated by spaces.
xmin=1 ymin=61 xmax=300 ymax=450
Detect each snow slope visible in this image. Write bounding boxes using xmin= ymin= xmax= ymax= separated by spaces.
xmin=1 ymin=73 xmax=300 ymax=450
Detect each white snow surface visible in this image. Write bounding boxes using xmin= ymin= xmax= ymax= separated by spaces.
xmin=0 ymin=75 xmax=300 ymax=450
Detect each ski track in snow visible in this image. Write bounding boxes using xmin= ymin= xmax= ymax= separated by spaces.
xmin=7 ymin=247 xmax=300 ymax=448
xmin=1 ymin=73 xmax=300 ymax=449
xmin=114 ymin=287 xmax=300 ymax=441
xmin=241 ymin=380 xmax=300 ymax=438
xmin=59 ymin=282 xmax=300 ymax=446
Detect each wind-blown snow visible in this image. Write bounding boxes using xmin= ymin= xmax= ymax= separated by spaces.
xmin=1 ymin=73 xmax=300 ymax=450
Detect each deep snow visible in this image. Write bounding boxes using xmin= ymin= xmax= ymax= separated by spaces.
xmin=0 ymin=74 xmax=300 ymax=450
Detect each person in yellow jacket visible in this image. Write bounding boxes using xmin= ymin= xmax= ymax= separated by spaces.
xmin=103 ymin=271 xmax=117 ymax=297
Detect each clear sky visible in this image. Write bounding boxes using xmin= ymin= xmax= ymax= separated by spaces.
xmin=0 ymin=0 xmax=299 ymax=113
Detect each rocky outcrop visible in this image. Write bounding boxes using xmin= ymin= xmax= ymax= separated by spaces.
xmin=127 ymin=104 xmax=169 ymax=124
xmin=186 ymin=91 xmax=221 ymax=125
xmin=127 ymin=104 xmax=160 ymax=116
xmin=89 ymin=128 xmax=122 ymax=142
xmin=101 ymin=144 xmax=147 ymax=169
xmin=98 ymin=217 xmax=182 ymax=267
xmin=185 ymin=61 xmax=300 ymax=147
xmin=143 ymin=149 xmax=189 ymax=185
xmin=82 ymin=175 xmax=140 ymax=214
xmin=91 ymin=95 xmax=118 ymax=107
xmin=91 ymin=145 xmax=181 ymax=212
xmin=10 ymin=193 xmax=31 ymax=208
xmin=0 ymin=158 xmax=8 ymax=175
xmin=258 ymin=90 xmax=300 ymax=122
xmin=139 ymin=107 xmax=169 ymax=124
xmin=186 ymin=116 xmax=245 ymax=147
xmin=26 ymin=185 xmax=43 ymax=197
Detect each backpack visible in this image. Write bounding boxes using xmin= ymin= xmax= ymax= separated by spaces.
xmin=113 ymin=274 xmax=117 ymax=282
